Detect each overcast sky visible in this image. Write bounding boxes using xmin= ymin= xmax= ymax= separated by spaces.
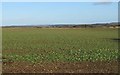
xmin=1 ymin=2 xmax=118 ymax=26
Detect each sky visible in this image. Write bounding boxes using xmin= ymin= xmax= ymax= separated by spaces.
xmin=1 ymin=2 xmax=118 ymax=26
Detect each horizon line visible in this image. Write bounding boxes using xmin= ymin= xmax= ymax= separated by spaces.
xmin=1 ymin=21 xmax=119 ymax=26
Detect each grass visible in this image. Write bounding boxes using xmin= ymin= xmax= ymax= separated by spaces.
xmin=2 ymin=28 xmax=119 ymax=63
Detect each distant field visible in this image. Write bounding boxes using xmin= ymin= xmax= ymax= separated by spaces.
xmin=2 ymin=28 xmax=119 ymax=63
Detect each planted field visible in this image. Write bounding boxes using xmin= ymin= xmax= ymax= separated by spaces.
xmin=2 ymin=28 xmax=119 ymax=73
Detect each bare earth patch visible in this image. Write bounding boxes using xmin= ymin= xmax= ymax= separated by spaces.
xmin=2 ymin=61 xmax=118 ymax=73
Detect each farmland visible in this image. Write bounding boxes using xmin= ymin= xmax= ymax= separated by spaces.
xmin=2 ymin=27 xmax=119 ymax=73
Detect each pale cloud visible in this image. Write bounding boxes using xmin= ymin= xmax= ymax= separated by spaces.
xmin=1 ymin=0 xmax=119 ymax=2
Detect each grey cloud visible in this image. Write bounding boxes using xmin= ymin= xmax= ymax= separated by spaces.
xmin=93 ymin=2 xmax=113 ymax=5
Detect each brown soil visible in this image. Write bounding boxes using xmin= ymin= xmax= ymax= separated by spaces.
xmin=2 ymin=61 xmax=118 ymax=73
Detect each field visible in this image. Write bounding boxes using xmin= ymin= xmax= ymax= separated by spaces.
xmin=2 ymin=27 xmax=119 ymax=73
